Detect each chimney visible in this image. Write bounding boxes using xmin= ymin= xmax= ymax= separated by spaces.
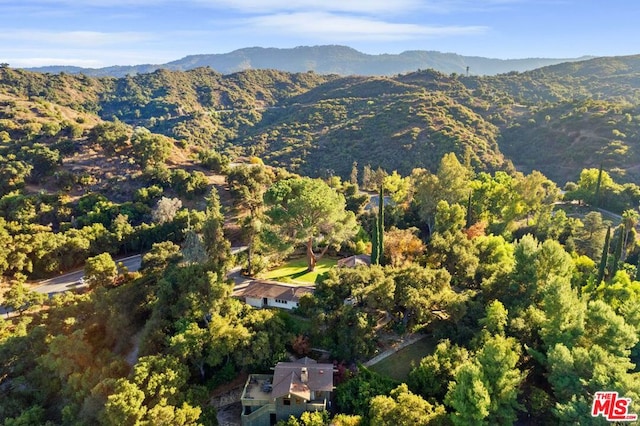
xmin=301 ymin=367 xmax=308 ymax=383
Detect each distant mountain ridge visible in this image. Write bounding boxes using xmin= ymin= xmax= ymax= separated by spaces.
xmin=25 ymin=45 xmax=592 ymax=77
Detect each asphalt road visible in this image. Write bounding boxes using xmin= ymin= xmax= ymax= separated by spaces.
xmin=31 ymin=254 xmax=143 ymax=296
xmin=2 ymin=248 xmax=250 ymax=316
xmin=1 ymin=255 xmax=142 ymax=317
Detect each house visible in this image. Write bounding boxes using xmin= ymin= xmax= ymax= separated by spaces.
xmin=241 ymin=357 xmax=335 ymax=426
xmin=236 ymin=280 xmax=314 ymax=310
xmin=337 ymin=254 xmax=371 ymax=268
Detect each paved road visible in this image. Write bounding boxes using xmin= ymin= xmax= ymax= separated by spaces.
xmin=1 ymin=255 xmax=143 ymax=317
xmin=3 ymin=247 xmax=250 ymax=316
xmin=30 ymin=254 xmax=143 ymax=296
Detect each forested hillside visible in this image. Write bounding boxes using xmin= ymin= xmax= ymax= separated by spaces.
xmin=6 ymin=55 xmax=640 ymax=185
xmin=2 ymin=56 xmax=640 ymax=425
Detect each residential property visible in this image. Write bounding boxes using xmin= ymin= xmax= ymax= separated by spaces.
xmin=236 ymin=280 xmax=314 ymax=310
xmin=337 ymin=254 xmax=371 ymax=268
xmin=241 ymin=357 xmax=335 ymax=426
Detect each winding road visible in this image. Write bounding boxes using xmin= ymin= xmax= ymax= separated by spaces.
xmin=2 ymin=247 xmax=250 ymax=317
xmin=31 ymin=254 xmax=143 ymax=296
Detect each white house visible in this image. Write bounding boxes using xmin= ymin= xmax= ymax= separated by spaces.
xmin=237 ymin=280 xmax=314 ymax=310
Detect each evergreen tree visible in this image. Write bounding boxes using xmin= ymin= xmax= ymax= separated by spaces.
xmin=371 ymin=216 xmax=379 ymax=265
xmin=596 ymin=226 xmax=611 ymax=284
xmin=465 ymin=191 xmax=473 ymax=229
xmin=377 ymin=184 xmax=384 ymax=265
xmin=371 ymin=185 xmax=384 ymax=265
xmin=610 ymin=226 xmax=624 ymax=278
xmin=201 ymin=188 xmax=231 ymax=273
xmin=594 ymin=164 xmax=603 ymax=207
xmin=350 ymin=161 xmax=358 ymax=185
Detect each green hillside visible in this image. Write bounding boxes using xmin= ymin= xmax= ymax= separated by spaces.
xmin=3 ymin=54 xmax=640 ymax=186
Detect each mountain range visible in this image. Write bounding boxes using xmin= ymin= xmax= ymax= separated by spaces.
xmin=25 ymin=45 xmax=592 ymax=78
xmin=3 ymin=53 xmax=640 ymax=195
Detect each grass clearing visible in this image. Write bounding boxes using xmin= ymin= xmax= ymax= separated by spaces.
xmin=369 ymin=336 xmax=437 ymax=382
xmin=258 ymin=257 xmax=337 ymax=284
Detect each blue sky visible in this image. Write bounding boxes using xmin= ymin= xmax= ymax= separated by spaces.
xmin=2 ymin=0 xmax=639 ymax=68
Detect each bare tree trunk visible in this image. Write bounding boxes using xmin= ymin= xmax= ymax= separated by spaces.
xmin=306 ymin=238 xmax=317 ymax=271
xmin=307 ymin=238 xmax=331 ymax=271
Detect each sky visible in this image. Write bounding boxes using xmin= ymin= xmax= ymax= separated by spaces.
xmin=2 ymin=0 xmax=639 ymax=68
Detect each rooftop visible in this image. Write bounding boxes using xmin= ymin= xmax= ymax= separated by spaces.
xmin=271 ymin=357 xmax=335 ymax=400
xmin=238 ymin=280 xmax=314 ymax=302
xmin=242 ymin=374 xmax=274 ymax=403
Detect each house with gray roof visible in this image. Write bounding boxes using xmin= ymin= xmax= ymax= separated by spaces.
xmin=236 ymin=280 xmax=314 ymax=310
xmin=241 ymin=357 xmax=335 ymax=426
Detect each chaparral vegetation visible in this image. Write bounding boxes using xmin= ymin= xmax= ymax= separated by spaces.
xmin=1 ymin=55 xmax=640 ymax=425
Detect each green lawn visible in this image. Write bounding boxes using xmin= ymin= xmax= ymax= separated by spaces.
xmin=369 ymin=336 xmax=437 ymax=382
xmin=258 ymin=257 xmax=337 ymax=284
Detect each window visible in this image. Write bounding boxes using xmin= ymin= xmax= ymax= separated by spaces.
xmin=283 ymin=398 xmax=291 ymax=406
xmin=275 ymin=299 xmax=288 ymax=304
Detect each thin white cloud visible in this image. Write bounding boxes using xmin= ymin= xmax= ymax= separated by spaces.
xmin=0 ymin=30 xmax=153 ymax=46
xmin=244 ymin=12 xmax=488 ymax=41
xmin=194 ymin=0 xmax=421 ymax=14
xmin=193 ymin=0 xmax=521 ymax=14
xmin=5 ymin=57 xmax=104 ymax=67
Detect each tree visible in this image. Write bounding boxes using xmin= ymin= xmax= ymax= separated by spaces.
xmin=409 ymin=339 xmax=469 ymax=400
xmin=181 ymin=228 xmax=207 ymax=265
xmin=334 ymin=367 xmax=397 ymax=416
xmin=621 ymin=209 xmax=638 ymax=261
xmin=596 ymin=226 xmax=611 ymax=284
xmin=141 ymin=241 xmax=182 ymax=272
xmin=88 ymin=121 xmax=131 ymax=153
xmin=369 ymin=383 xmax=446 ymax=425
xmin=131 ymin=355 xmax=189 ymax=407
xmin=413 ymin=153 xmax=472 ymax=234
xmin=371 ymin=185 xmax=384 ymax=265
xmin=201 ymin=187 xmax=231 ymax=273
xmin=130 ymin=127 xmax=173 ymax=168
xmin=395 ymin=264 xmax=467 ymax=329
xmin=111 ymin=214 xmax=134 ymax=254
xmin=446 ymin=334 xmax=523 ymax=425
xmin=594 ymin=164 xmax=603 ymax=207
xmin=227 ymin=164 xmax=274 ymax=274
xmin=152 ymin=197 xmax=182 ymax=224
xmin=84 ymin=253 xmax=117 ymax=288
xmin=540 ymin=277 xmax=585 ymax=350
xmin=264 ymin=177 xmax=357 ymax=271
xmin=102 ymin=379 xmax=147 ymax=426
xmin=2 ymin=281 xmax=46 ymax=315
xmin=445 ymin=362 xmax=491 ymax=425
xmin=383 ymin=227 xmax=425 ymax=267
xmin=475 ymin=334 xmax=524 ymax=424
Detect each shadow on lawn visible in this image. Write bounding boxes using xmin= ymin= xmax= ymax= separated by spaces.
xmin=269 ymin=270 xmax=329 ymax=283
